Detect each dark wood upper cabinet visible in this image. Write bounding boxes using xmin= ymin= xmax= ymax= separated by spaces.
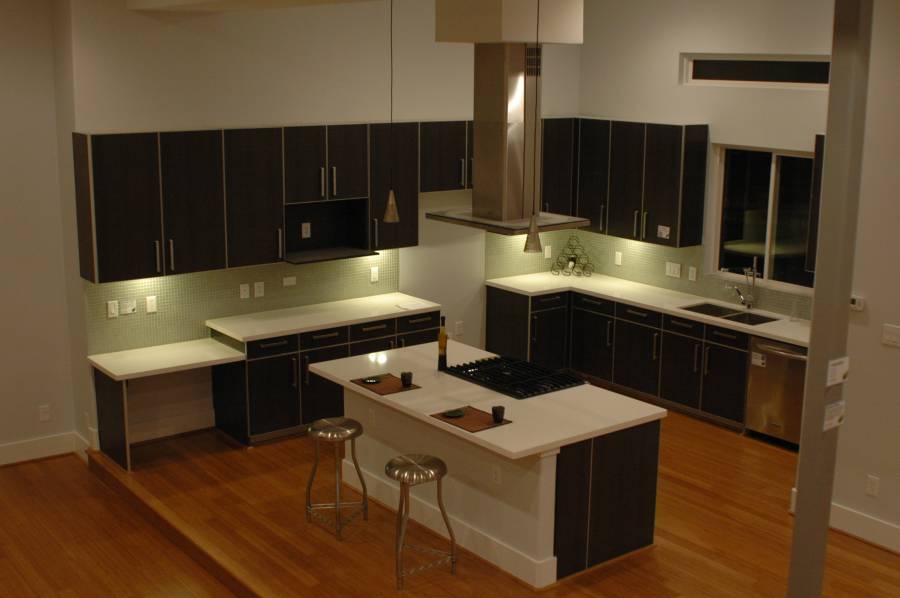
xmin=606 ymin=121 xmax=646 ymax=239
xmin=284 ymin=126 xmax=327 ymax=203
xmin=541 ymin=118 xmax=578 ymax=216
xmin=72 ymin=133 xmax=96 ymax=281
xmin=370 ymin=122 xmax=419 ymax=250
xmin=466 ymin=121 xmax=474 ymax=189
xmin=806 ymin=134 xmax=825 ymax=272
xmin=327 ymin=124 xmax=368 ymax=200
xmin=420 ymin=121 xmax=467 ymax=192
xmin=90 ymin=133 xmax=163 ymax=283
xmin=576 ymin=119 xmax=611 ymax=233
xmin=224 ymin=128 xmax=284 ymax=268
xmin=643 ymin=124 xmax=708 ymax=247
xmin=160 ymin=130 xmax=226 ymax=274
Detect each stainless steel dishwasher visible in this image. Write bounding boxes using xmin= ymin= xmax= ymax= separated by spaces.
xmin=745 ymin=337 xmax=808 ymax=444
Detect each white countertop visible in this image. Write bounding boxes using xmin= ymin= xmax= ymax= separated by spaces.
xmin=88 ymin=338 xmax=245 ymax=382
xmin=311 ymin=340 xmax=667 ymax=460
xmin=205 ymin=292 xmax=441 ymax=342
xmin=486 ymin=272 xmax=811 ymax=347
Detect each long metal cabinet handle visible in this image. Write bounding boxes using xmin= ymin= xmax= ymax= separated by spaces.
xmin=331 ymin=166 xmax=337 ymax=197
xmin=599 ymin=204 xmax=605 ymax=231
xmin=259 ymin=339 xmax=288 ymax=349
xmin=154 ymin=241 xmax=161 ymax=273
xmin=400 ymin=337 xmax=406 ymax=347
xmin=312 ymin=331 xmax=340 ymax=341
xmin=756 ymin=344 xmax=808 ymax=362
xmin=642 ymin=211 xmax=649 ymax=239
xmin=652 ymin=332 xmax=659 ymax=360
xmin=389 ymin=339 xmax=395 ymax=349
xmin=704 ymin=346 xmax=711 ymax=375
xmin=459 ymin=158 xmax=466 ymax=187
xmin=693 ymin=343 xmax=701 ymax=373
xmin=320 ymin=166 xmax=325 ymax=198
xmin=303 ymin=355 xmax=310 ymax=385
xmin=606 ymin=320 xmax=613 ymax=347
xmin=407 ymin=316 xmax=432 ymax=324
xmin=362 ymin=323 xmax=387 ymax=332
xmin=633 ymin=210 xmax=640 ymax=238
xmin=168 ymin=239 xmax=175 ymax=272
xmin=277 ymin=228 xmax=283 ymax=259
xmin=292 ymin=356 xmax=299 ymax=388
xmin=373 ymin=218 xmax=379 ymax=248
xmin=531 ymin=315 xmax=538 ymax=342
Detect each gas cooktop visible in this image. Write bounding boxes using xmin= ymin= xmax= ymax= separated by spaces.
xmin=444 ymin=357 xmax=585 ymax=399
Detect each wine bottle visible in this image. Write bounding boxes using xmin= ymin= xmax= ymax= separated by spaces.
xmin=437 ymin=315 xmax=448 ymax=371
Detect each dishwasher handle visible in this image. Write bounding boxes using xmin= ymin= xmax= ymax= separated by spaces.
xmin=756 ymin=343 xmax=808 ymax=362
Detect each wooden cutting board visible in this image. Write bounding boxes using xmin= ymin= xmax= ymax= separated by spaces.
xmin=431 ymin=406 xmax=511 ymax=433
xmin=352 ymin=374 xmax=419 ymax=396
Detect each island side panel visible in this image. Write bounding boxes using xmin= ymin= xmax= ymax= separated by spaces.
xmin=340 ymin=389 xmax=558 ymax=588
xmin=554 ymin=438 xmax=592 ymax=577
xmin=93 ymin=368 xmax=130 ymax=470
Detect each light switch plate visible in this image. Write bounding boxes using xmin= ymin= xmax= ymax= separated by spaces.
xmin=665 ymin=262 xmax=682 ymax=278
xmin=38 ymin=405 xmax=51 ymax=422
xmin=455 ymin=320 xmax=465 ymax=336
xmin=254 ymin=282 xmax=265 ymax=298
xmin=301 ymin=222 xmax=312 ymax=239
xmin=370 ymin=266 xmax=379 ymax=283
xmin=882 ymin=324 xmax=900 ymax=347
xmin=107 ymin=300 xmax=119 ymax=319
xmin=614 ymin=251 xmax=623 ymax=266
xmin=850 ymin=295 xmax=865 ymax=311
xmin=688 ymin=266 xmax=698 ymax=282
xmin=146 ymin=296 xmax=158 ymax=313
xmin=282 ymin=276 xmax=296 ymax=287
xmin=119 ymin=299 xmax=137 ymax=315
xmin=544 ymin=245 xmax=552 ymax=259
xmin=239 ymin=284 xmax=250 ymax=299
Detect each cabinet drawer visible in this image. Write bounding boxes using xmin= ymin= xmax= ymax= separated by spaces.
xmin=531 ymin=293 xmax=568 ymax=311
xmin=615 ymin=303 xmax=662 ymax=328
xmin=572 ymin=293 xmax=615 ymax=316
xmin=398 ymin=329 xmax=438 ymax=348
xmin=299 ymin=326 xmax=348 ymax=350
xmin=247 ymin=335 xmax=299 ymax=359
xmin=705 ymin=325 xmax=749 ymax=350
xmin=397 ymin=311 xmax=440 ymax=333
xmin=349 ymin=318 xmax=396 ymax=341
xmin=349 ymin=336 xmax=396 ymax=356
xmin=663 ymin=314 xmax=704 ymax=339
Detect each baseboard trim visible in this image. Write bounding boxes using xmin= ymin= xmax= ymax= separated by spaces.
xmin=790 ymin=487 xmax=899 ymax=554
xmin=0 ymin=431 xmax=80 ymax=466
xmin=342 ymin=460 xmax=558 ymax=589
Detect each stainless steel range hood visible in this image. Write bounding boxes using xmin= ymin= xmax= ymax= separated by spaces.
xmin=426 ymin=0 xmax=589 ymax=235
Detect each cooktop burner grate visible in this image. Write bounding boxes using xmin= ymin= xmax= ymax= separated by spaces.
xmin=444 ymin=357 xmax=585 ymax=399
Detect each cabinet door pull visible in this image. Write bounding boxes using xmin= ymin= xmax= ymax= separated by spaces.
xmin=373 ymin=218 xmax=379 ymax=248
xmin=693 ymin=343 xmax=701 ymax=373
xmin=259 ymin=339 xmax=288 ymax=349
xmin=633 ymin=210 xmax=640 ymax=238
xmin=531 ymin=315 xmax=538 ymax=343
xmin=652 ymin=332 xmax=659 ymax=360
xmin=168 ymin=239 xmax=175 ymax=272
xmin=606 ymin=320 xmax=613 ymax=347
xmin=277 ymin=228 xmax=283 ymax=259
xmin=713 ymin=330 xmax=737 ymax=340
xmin=642 ymin=211 xmax=649 ymax=239
xmin=582 ymin=298 xmax=605 ymax=307
xmin=399 ymin=337 xmax=406 ymax=347
xmin=538 ymin=295 xmax=561 ymax=303
xmin=331 ymin=166 xmax=338 ymax=197
xmin=599 ymin=204 xmax=605 ymax=231
xmin=292 ymin=356 xmax=299 ymax=389
xmin=626 ymin=308 xmax=648 ymax=318
xmin=362 ymin=323 xmax=387 ymax=332
xmin=312 ymin=331 xmax=340 ymax=341
xmin=459 ymin=158 xmax=466 ymax=187
xmin=319 ymin=166 xmax=326 ymax=198
xmin=704 ymin=346 xmax=711 ymax=375
xmin=154 ymin=240 xmax=161 ymax=273
xmin=389 ymin=339 xmax=396 ymax=349
xmin=303 ymin=355 xmax=310 ymax=385
xmin=407 ymin=316 xmax=432 ymax=324
xmin=671 ymin=319 xmax=693 ymax=329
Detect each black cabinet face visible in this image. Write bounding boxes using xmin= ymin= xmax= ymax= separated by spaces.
xmin=466 ymin=121 xmax=474 ymax=189
xmin=160 ymin=130 xmax=226 ymax=274
xmin=224 ymin=128 xmax=284 ymax=268
xmin=613 ymin=320 xmax=660 ymax=396
xmin=643 ymin=123 xmax=682 ymax=246
xmin=606 ymin=122 xmax=645 ymax=239
xmin=659 ymin=332 xmax=703 ymax=409
xmin=327 ymin=124 xmax=368 ymax=200
xmin=486 ymin=287 xmax=530 ymax=361
xmin=570 ymin=309 xmax=614 ymax=381
xmin=91 ymin=133 xmax=162 ymax=282
xmin=370 ymin=122 xmax=419 ymax=249
xmin=701 ymin=345 xmax=748 ymax=423
xmin=577 ymin=119 xmax=611 ymax=233
xmin=530 ymin=308 xmax=569 ymax=370
xmin=247 ymin=354 xmax=301 ymax=437
xmin=284 ymin=126 xmax=327 ymax=203
xmin=541 ymin=118 xmax=577 ymax=216
xmin=301 ymin=345 xmax=348 ymax=424
xmin=420 ymin=121 xmax=467 ymax=192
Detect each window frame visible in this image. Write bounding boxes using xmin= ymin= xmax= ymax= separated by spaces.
xmin=705 ymin=144 xmax=816 ymax=296
xmin=680 ymin=53 xmax=831 ymax=91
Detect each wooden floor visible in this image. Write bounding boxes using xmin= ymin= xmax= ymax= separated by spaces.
xmin=0 ymin=454 xmax=230 ymax=597
xmin=4 ymin=413 xmax=899 ymax=596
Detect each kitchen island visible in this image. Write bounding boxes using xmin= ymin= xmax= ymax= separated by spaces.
xmin=311 ymin=340 xmax=666 ymax=588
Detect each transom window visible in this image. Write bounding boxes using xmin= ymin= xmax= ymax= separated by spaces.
xmin=718 ymin=148 xmax=816 ymax=288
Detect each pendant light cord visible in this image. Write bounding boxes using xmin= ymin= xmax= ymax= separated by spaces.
xmin=389 ymin=0 xmax=394 ymax=191
xmin=531 ymin=0 xmax=540 ymax=218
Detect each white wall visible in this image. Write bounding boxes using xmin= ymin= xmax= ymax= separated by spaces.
xmin=579 ymin=0 xmax=833 ymax=151
xmin=832 ymin=0 xmax=900 ymax=552
xmin=0 ymin=0 xmax=79 ymax=462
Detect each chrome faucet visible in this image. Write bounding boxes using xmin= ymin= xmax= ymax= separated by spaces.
xmin=732 ymin=256 xmax=759 ymax=310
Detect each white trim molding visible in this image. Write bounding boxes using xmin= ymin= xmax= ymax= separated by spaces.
xmin=0 ymin=432 xmax=85 ymax=466
xmin=791 ymin=488 xmax=900 ymax=554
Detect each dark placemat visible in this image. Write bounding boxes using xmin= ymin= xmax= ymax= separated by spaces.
xmin=352 ymin=374 xmax=420 ymax=396
xmin=431 ymin=406 xmax=511 ymax=433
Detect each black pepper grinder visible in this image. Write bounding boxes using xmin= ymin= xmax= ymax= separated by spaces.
xmin=437 ymin=315 xmax=448 ymax=371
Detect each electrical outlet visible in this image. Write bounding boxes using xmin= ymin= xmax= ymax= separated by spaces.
xmin=665 ymin=262 xmax=682 ymax=278
xmin=370 ymin=266 xmax=379 ymax=283
xmin=454 ymin=320 xmax=464 ymax=337
xmin=866 ymin=474 xmax=880 ymax=497
xmin=882 ymin=324 xmax=900 ymax=348
xmin=491 ymin=464 xmax=502 ymax=485
xmin=688 ymin=266 xmax=698 ymax=282
xmin=239 ymin=284 xmax=250 ymax=299
xmin=849 ymin=295 xmax=865 ymax=311
xmin=301 ymin=222 xmax=312 ymax=239
xmin=106 ymin=300 xmax=119 ymax=319
xmin=119 ymin=298 xmax=137 ymax=315
xmin=614 ymin=251 xmax=623 ymax=266
xmin=254 ymin=282 xmax=265 ymax=298
xmin=38 ymin=405 xmax=51 ymax=423
xmin=543 ymin=244 xmax=552 ymax=259
xmin=282 ymin=276 xmax=296 ymax=287
xmin=146 ymin=296 xmax=158 ymax=313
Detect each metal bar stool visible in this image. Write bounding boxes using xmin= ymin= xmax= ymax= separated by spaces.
xmin=385 ymin=454 xmax=457 ymax=590
xmin=305 ymin=417 xmax=368 ymax=539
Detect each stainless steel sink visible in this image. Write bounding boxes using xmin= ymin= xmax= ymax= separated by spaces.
xmin=722 ymin=312 xmax=777 ymax=325
xmin=681 ymin=302 xmax=742 ymax=318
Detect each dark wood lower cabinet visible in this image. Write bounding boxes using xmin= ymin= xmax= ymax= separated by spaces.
xmin=398 ymin=328 xmax=438 ymax=348
xmin=613 ymin=320 xmax=660 ymax=396
xmin=555 ymin=420 xmax=661 ymax=578
xmin=349 ymin=336 xmax=396 ymax=356
xmin=94 ymin=370 xmax=128 ymax=470
xmin=570 ymin=308 xmax=614 ymax=381
xmin=486 ymin=287 xmax=530 ymax=361
xmin=659 ymin=332 xmax=703 ymax=409
xmin=247 ymin=354 xmax=301 ymax=437
xmin=212 ymin=361 xmax=249 ymax=444
xmin=530 ymin=307 xmax=569 ymax=370
xmin=301 ymin=345 xmax=348 ymax=424
xmin=701 ymin=344 xmax=749 ymax=423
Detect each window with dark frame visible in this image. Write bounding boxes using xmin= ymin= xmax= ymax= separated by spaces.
xmin=692 ymin=59 xmax=830 ymax=84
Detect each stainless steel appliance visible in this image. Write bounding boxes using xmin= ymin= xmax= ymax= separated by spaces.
xmin=746 ymin=337 xmax=808 ymax=444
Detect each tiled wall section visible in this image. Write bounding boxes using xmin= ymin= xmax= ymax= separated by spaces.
xmin=485 ymin=231 xmax=813 ymax=319
xmin=85 ymin=250 xmax=399 ymax=354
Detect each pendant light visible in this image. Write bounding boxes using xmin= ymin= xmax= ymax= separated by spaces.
xmin=383 ymin=0 xmax=400 ymax=224
xmin=523 ymin=0 xmax=542 ymax=253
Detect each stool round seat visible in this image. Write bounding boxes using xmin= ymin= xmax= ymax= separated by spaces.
xmin=309 ymin=417 xmax=363 ymax=442
xmin=385 ymin=454 xmax=447 ymax=487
